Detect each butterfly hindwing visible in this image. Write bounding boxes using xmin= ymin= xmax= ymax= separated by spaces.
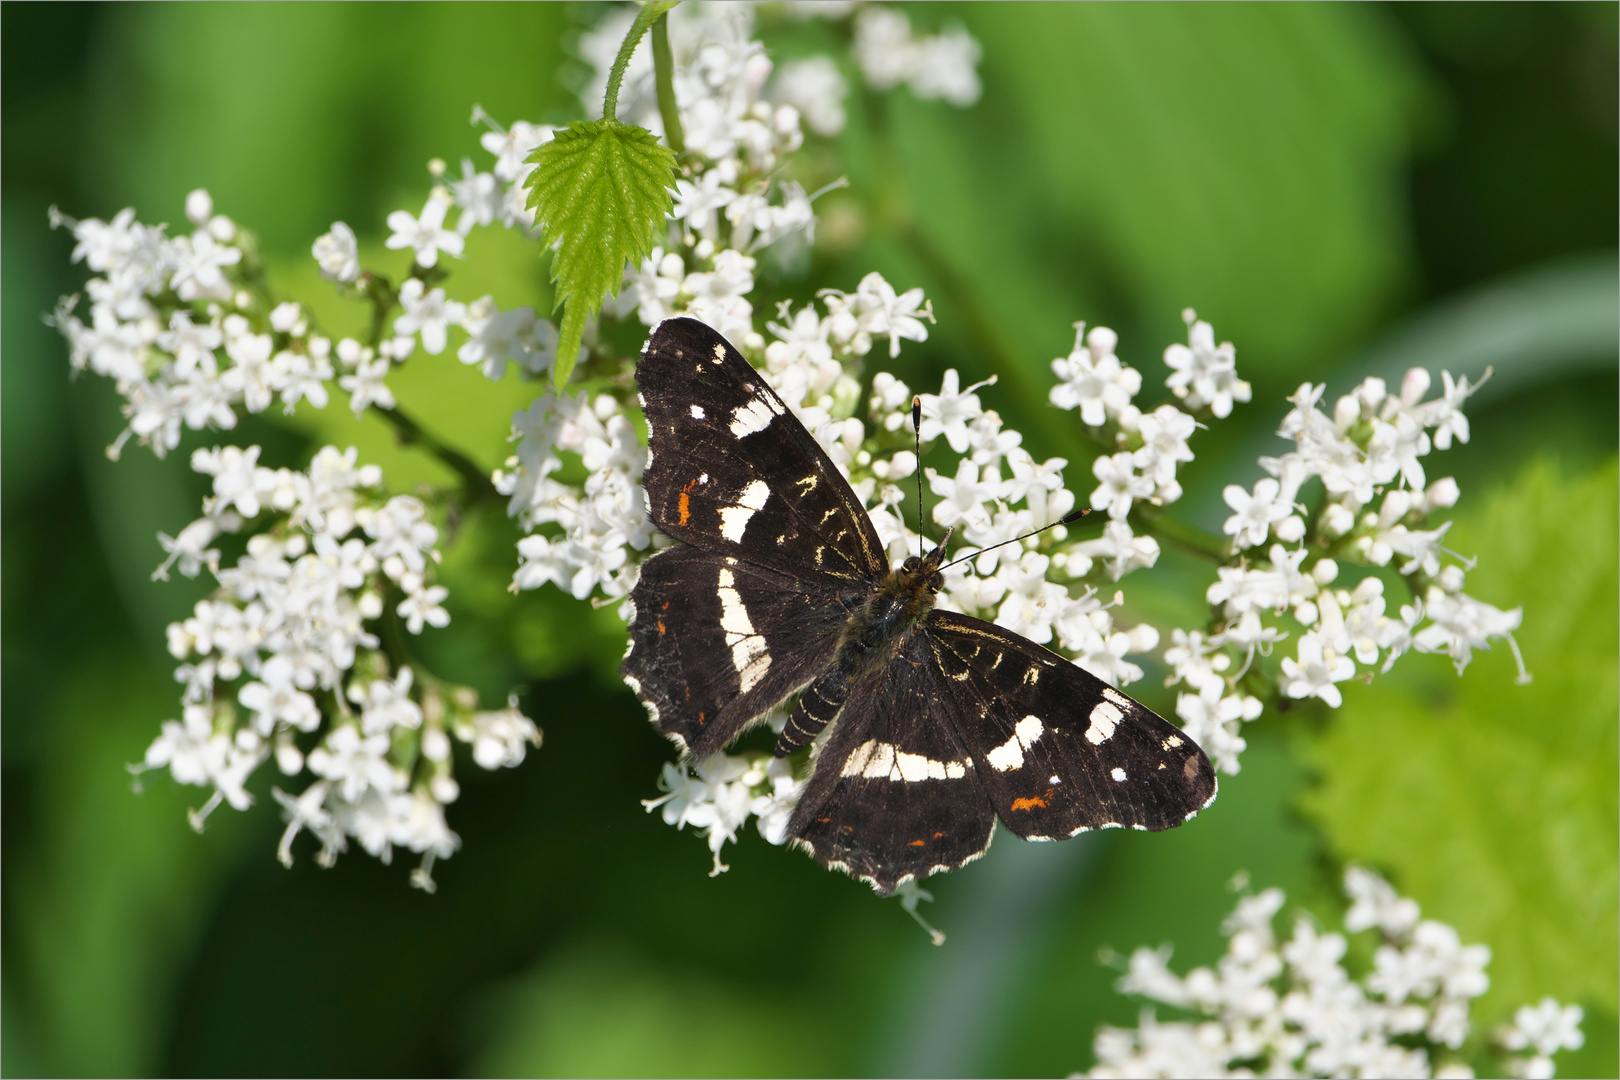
xmin=926 ymin=611 xmax=1217 ymax=838
xmin=638 ymin=318 xmax=888 ymax=584
xmin=624 ymin=546 xmax=856 ymax=758
xmin=787 ymin=633 xmax=997 ymax=895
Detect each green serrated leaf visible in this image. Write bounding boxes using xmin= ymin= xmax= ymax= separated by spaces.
xmin=1297 ymin=457 xmax=1620 ymax=1027
xmin=526 ymin=120 xmax=675 ymax=388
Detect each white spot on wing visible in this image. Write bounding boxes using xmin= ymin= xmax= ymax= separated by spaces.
xmin=1103 ymin=687 xmax=1131 ymax=708
xmin=1085 ymin=701 xmax=1124 ymax=745
xmin=987 ymin=716 xmax=1044 ymax=772
xmin=1162 ymin=734 xmax=1183 ymax=749
xmin=842 ymin=739 xmax=967 ymax=781
xmin=729 ymin=393 xmax=783 ymax=437
xmin=718 ymin=479 xmax=771 ymax=542
xmin=689 ymin=404 xmax=706 ymax=419
xmin=717 ymin=566 xmax=770 ymax=691
xmin=1111 ymin=767 xmax=1127 ymax=782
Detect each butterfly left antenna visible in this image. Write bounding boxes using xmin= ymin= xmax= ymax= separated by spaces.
xmin=912 ymin=397 xmax=925 ymax=560
xmin=937 ymin=507 xmax=1092 ymax=573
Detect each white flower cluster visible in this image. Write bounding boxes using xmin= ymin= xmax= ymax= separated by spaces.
xmin=1157 ymin=352 xmax=1519 ymax=773
xmin=45 ymin=187 xmax=509 ymax=463
xmin=134 ymin=444 xmax=539 ymax=890
xmin=48 ymin=194 xmax=335 ymax=458
xmin=853 ymin=5 xmax=984 ymax=107
xmin=497 ymin=7 xmax=947 ymax=628
xmin=642 ymin=746 xmax=805 ymax=876
xmin=1085 ymin=867 xmax=1584 ymax=1079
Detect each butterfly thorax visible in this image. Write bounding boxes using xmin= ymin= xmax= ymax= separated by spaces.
xmin=833 ymin=548 xmax=948 ymax=681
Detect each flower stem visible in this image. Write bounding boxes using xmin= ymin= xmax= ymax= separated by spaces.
xmin=375 ymin=404 xmax=499 ymax=509
xmin=650 ymin=12 xmax=685 ymax=154
xmin=602 ymin=2 xmax=680 ymax=124
xmin=1137 ymin=509 xmax=1232 ymax=564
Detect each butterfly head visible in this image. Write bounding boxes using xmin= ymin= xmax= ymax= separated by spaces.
xmin=895 ymin=526 xmax=953 ymax=598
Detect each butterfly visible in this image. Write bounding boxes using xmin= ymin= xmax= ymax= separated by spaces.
xmin=622 ymin=317 xmax=1216 ymax=895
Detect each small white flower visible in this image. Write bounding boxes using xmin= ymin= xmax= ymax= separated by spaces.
xmin=1279 ymin=632 xmax=1356 ymax=708
xmin=1050 ymin=324 xmax=1141 ymax=427
xmin=1090 ymin=452 xmax=1154 ymax=520
xmin=772 ymin=55 xmax=848 ymax=136
xmin=394 ymin=278 xmax=466 ymax=355
xmin=339 ymin=354 xmax=396 ymax=415
xmin=454 ymin=696 xmax=541 ymax=770
xmin=398 ymin=583 xmax=450 ymax=634
xmin=307 ymin=724 xmax=402 ymax=804
xmin=918 ymin=369 xmax=994 ymax=453
xmin=1223 ymin=477 xmax=1293 ymax=549
xmin=449 ymin=158 xmax=502 ymax=234
xmin=385 ymin=193 xmax=464 ymax=269
xmin=1164 ymin=309 xmax=1249 ymax=418
xmin=312 ymin=222 xmax=360 ymax=282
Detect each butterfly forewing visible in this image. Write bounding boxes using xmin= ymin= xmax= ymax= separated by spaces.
xmin=637 ymin=318 xmax=888 ymax=584
xmin=926 ymin=611 xmax=1217 ymax=837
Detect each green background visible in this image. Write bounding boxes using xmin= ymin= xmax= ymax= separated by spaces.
xmin=3 ymin=3 xmax=1615 ymax=1076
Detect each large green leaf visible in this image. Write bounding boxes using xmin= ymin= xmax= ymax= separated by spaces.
xmin=1298 ymin=458 xmax=1619 ymax=1025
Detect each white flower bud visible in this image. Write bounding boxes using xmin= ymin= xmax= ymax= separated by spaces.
xmin=1437 ymin=565 xmax=1467 ymax=593
xmin=1334 ymin=395 xmax=1360 ymax=430
xmin=422 ymin=727 xmax=451 ymax=762
xmin=1323 ymin=503 xmax=1356 ymax=537
xmin=1127 ymin=622 xmax=1160 ymax=653
xmin=275 ymin=740 xmax=304 ymax=776
xmin=270 ymin=302 xmax=302 ymax=333
xmin=1313 ymin=559 xmax=1339 ymax=585
xmin=359 ymin=592 xmax=384 ymax=619
xmin=430 ymin=774 xmax=460 ymax=804
xmin=1356 ymin=377 xmax=1387 ymax=412
xmin=185 ymin=188 xmax=214 ymax=226
xmin=1275 ymin=515 xmax=1306 ymax=543
xmin=1425 ymin=476 xmax=1460 ymax=510
xmin=1401 ymin=366 xmax=1432 ymax=404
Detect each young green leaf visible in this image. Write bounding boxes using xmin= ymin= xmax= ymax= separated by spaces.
xmin=526 ymin=120 xmax=676 ymax=387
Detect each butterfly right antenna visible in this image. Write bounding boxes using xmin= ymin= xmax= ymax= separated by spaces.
xmin=912 ymin=397 xmax=926 ymax=560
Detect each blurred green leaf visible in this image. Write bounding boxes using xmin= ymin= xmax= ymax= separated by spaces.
xmin=9 ymin=653 xmax=258 ymax=1075
xmin=1299 ymin=457 xmax=1619 ymax=1024
xmin=526 ymin=121 xmax=675 ymax=387
xmin=468 ymin=940 xmax=833 ymax=1078
xmin=867 ymin=3 xmax=1427 ymax=453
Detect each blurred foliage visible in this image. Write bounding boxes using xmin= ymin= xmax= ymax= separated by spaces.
xmin=1298 ymin=458 xmax=1619 ymax=1050
xmin=2 ymin=3 xmax=1614 ymax=1078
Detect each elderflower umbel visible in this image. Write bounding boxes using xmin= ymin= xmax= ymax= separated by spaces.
xmin=123 ymin=444 xmax=540 ymax=890
xmin=1084 ymin=867 xmax=1584 ymax=1079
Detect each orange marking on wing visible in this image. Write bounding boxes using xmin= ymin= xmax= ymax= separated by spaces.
xmin=1010 ymin=795 xmax=1049 ymax=812
xmin=908 ymin=839 xmax=926 ymax=847
xmin=677 ymin=478 xmax=699 ymax=526
xmin=933 ymin=831 xmax=944 ymax=839
xmin=657 ymin=620 xmax=666 ymax=634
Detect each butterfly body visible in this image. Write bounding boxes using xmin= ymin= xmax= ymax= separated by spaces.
xmin=625 ymin=318 xmax=1216 ymax=895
